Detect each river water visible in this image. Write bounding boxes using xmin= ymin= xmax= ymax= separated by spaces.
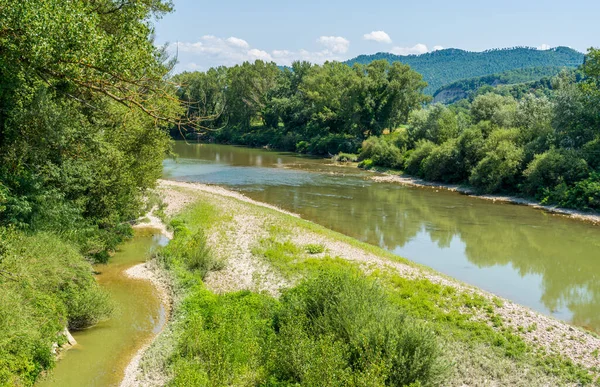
xmin=38 ymin=230 xmax=168 ymax=387
xmin=164 ymin=142 xmax=600 ymax=333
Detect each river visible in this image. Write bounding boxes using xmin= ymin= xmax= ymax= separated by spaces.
xmin=164 ymin=142 xmax=600 ymax=334
xmin=38 ymin=230 xmax=168 ymax=387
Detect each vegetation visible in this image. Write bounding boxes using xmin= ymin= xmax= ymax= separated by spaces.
xmin=358 ymin=48 xmax=600 ymax=211
xmin=346 ymin=46 xmax=584 ymax=94
xmin=0 ymin=0 xmax=185 ymax=384
xmin=432 ymin=66 xmax=575 ymax=104
xmin=0 ymin=228 xmax=112 ymax=385
xmin=174 ymin=59 xmax=429 ymax=155
xmin=143 ymin=188 xmax=597 ymax=386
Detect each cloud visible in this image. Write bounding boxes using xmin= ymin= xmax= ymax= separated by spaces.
xmin=537 ymin=44 xmax=551 ymax=50
xmin=391 ymin=43 xmax=429 ymax=56
xmin=363 ymin=31 xmax=392 ymax=44
xmin=226 ymin=37 xmax=250 ymax=49
xmin=433 ymin=45 xmax=444 ymax=51
xmin=317 ymin=36 xmax=350 ymax=53
xmin=171 ymin=34 xmax=352 ymax=70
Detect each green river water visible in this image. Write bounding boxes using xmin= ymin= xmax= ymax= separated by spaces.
xmin=164 ymin=142 xmax=600 ymax=334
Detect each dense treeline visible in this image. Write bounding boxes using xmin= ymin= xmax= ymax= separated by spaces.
xmin=432 ymin=66 xmax=575 ymax=103
xmin=346 ymin=46 xmax=584 ymax=94
xmin=0 ymin=0 xmax=182 ymax=384
xmin=359 ymin=48 xmax=600 ymax=210
xmin=174 ymin=60 xmax=429 ymax=155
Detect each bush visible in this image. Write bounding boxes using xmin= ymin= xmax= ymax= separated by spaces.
xmin=357 ymin=159 xmax=374 ymax=170
xmin=404 ymin=140 xmax=437 ymax=176
xmin=332 ymin=153 xmax=358 ymax=163
xmin=159 ymin=223 xmax=223 ymax=278
xmin=469 ymin=140 xmax=524 ymax=193
xmin=359 ymin=137 xmax=403 ymax=169
xmin=272 ymin=271 xmax=444 ymax=386
xmin=169 ymin=269 xmax=444 ymax=387
xmin=523 ymin=149 xmax=589 ymax=197
xmin=308 ymin=134 xmax=361 ymax=156
xmin=421 ymin=139 xmax=462 ymax=183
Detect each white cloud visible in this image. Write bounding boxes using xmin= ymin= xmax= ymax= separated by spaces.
xmin=433 ymin=45 xmax=444 ymax=51
xmin=317 ymin=36 xmax=350 ymax=53
xmin=537 ymin=44 xmax=551 ymax=50
xmin=226 ymin=37 xmax=250 ymax=49
xmin=248 ymin=48 xmax=273 ymax=61
xmin=391 ymin=43 xmax=429 ymax=56
xmin=363 ymin=31 xmax=392 ymax=44
xmin=171 ymin=34 xmax=352 ymax=70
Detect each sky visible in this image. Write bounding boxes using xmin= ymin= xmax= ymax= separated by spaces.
xmin=153 ymin=0 xmax=600 ymax=72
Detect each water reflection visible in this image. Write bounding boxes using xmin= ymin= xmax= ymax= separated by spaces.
xmin=164 ymin=143 xmax=600 ymax=333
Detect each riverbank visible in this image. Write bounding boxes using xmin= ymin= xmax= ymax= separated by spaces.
xmin=368 ymin=173 xmax=600 ymax=225
xmin=129 ymin=179 xmax=600 ymax=386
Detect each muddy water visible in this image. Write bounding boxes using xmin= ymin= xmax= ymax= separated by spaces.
xmin=164 ymin=142 xmax=600 ymax=333
xmin=37 ymin=230 xmax=168 ymax=387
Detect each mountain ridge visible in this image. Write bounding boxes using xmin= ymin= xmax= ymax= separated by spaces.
xmin=344 ymin=46 xmax=584 ymax=94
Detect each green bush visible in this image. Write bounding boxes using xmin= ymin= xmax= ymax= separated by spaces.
xmin=332 ymin=153 xmax=359 ymax=163
xmin=523 ymin=149 xmax=589 ymax=197
xmin=421 ymin=139 xmax=462 ymax=183
xmin=404 ymin=140 xmax=437 ymax=176
xmin=272 ymin=271 xmax=444 ymax=386
xmin=357 ymin=159 xmax=374 ymax=170
xmin=470 ymin=141 xmax=524 ymax=193
xmin=359 ymin=137 xmax=403 ymax=169
xmin=159 ymin=223 xmax=223 ymax=278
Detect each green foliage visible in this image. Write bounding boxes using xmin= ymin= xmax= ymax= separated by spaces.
xmin=304 ymin=244 xmax=325 ymax=254
xmin=0 ymin=228 xmax=112 ymax=385
xmin=332 ymin=153 xmax=359 ymax=163
xmin=405 ymin=140 xmax=437 ymax=176
xmin=359 ymin=137 xmax=404 ymax=169
xmin=346 ymin=47 xmax=584 ymax=94
xmin=523 ymin=149 xmax=590 ymax=197
xmin=159 ymin=223 xmax=223 ymax=278
xmin=169 ymin=269 xmax=444 ymax=387
xmin=433 ymin=66 xmax=571 ymax=103
xmin=174 ymin=60 xmax=429 ymax=155
xmin=469 ymin=137 xmax=524 ymax=193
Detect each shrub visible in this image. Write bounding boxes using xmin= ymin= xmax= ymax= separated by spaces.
xmin=469 ymin=140 xmax=524 ymax=193
xmin=523 ymin=149 xmax=589 ymax=197
xmin=159 ymin=223 xmax=223 ymax=278
xmin=359 ymin=137 xmax=403 ymax=169
xmin=404 ymin=140 xmax=436 ymax=176
xmin=272 ymin=271 xmax=444 ymax=386
xmin=357 ymin=159 xmax=374 ymax=170
xmin=421 ymin=139 xmax=462 ymax=183
xmin=332 ymin=153 xmax=358 ymax=163
xmin=0 ymin=229 xmax=112 ymax=385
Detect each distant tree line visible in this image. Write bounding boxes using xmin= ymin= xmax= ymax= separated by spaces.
xmin=174 ymin=60 xmax=429 ymax=155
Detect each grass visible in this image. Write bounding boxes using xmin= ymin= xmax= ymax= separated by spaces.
xmin=142 ymin=187 xmax=598 ymax=386
xmin=0 ymin=228 xmax=113 ymax=386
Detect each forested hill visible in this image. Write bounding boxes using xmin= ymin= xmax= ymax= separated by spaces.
xmin=345 ymin=47 xmax=584 ymax=94
xmin=432 ymin=66 xmax=570 ymax=103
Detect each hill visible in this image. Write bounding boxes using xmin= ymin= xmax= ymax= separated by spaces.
xmin=432 ymin=66 xmax=568 ymax=103
xmin=345 ymin=46 xmax=584 ymax=94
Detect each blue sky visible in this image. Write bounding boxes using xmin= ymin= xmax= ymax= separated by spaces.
xmin=154 ymin=0 xmax=599 ymax=72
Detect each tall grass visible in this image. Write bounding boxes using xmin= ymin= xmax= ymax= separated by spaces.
xmin=0 ymin=228 xmax=112 ymax=385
